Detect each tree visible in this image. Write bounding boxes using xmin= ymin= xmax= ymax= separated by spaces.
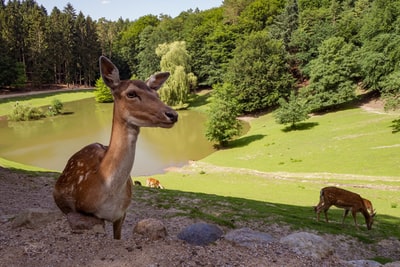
xmin=156 ymin=41 xmax=197 ymax=107
xmin=116 ymin=15 xmax=159 ymax=76
xmin=379 ymin=71 xmax=400 ymax=111
xmin=225 ymin=30 xmax=294 ymax=113
xmin=358 ymin=34 xmax=400 ymax=92
xmin=272 ymin=0 xmax=299 ymax=51
xmin=237 ymin=0 xmax=284 ymax=33
xmin=205 ymin=83 xmax=242 ymax=147
xmin=301 ymin=37 xmax=358 ymax=111
xmin=94 ymin=77 xmax=113 ymax=103
xmin=274 ymin=91 xmax=310 ymax=129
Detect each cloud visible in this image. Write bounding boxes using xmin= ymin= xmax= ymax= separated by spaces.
xmin=101 ymin=0 xmax=110 ymax=4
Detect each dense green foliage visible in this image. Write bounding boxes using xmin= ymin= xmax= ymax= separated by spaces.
xmin=8 ymin=102 xmax=45 ymax=121
xmin=156 ymin=41 xmax=197 ymax=107
xmin=301 ymin=37 xmax=358 ymax=110
xmin=7 ymin=98 xmax=63 ymax=121
xmin=275 ymin=91 xmax=310 ymax=128
xmin=48 ymin=98 xmax=63 ymax=115
xmin=205 ymin=83 xmax=242 ymax=147
xmin=94 ymin=77 xmax=113 ymax=103
xmin=1 ymin=0 xmax=400 ymax=114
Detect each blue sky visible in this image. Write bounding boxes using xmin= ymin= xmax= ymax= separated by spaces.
xmin=36 ymin=0 xmax=223 ymax=21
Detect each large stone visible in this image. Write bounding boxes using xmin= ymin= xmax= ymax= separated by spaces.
xmin=346 ymin=260 xmax=382 ymax=267
xmin=12 ymin=208 xmax=61 ymax=229
xmin=133 ymin=218 xmax=167 ymax=240
xmin=177 ymin=222 xmax=223 ymax=246
xmin=224 ymin=228 xmax=274 ymax=248
xmin=280 ymin=232 xmax=333 ymax=259
xmin=66 ymin=212 xmax=105 ymax=233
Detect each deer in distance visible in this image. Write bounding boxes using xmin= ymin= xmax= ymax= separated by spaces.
xmin=146 ymin=177 xmax=164 ymax=189
xmin=314 ymin=186 xmax=376 ymax=230
xmin=53 ymin=56 xmax=178 ymax=239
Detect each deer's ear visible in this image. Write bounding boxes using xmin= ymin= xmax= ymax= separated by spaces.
xmin=146 ymin=72 xmax=170 ymax=90
xmin=99 ymin=56 xmax=120 ymax=89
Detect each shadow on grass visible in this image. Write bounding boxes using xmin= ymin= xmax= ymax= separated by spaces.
xmin=133 ymin=186 xmax=400 ymax=246
xmin=0 ymin=165 xmax=59 ymax=179
xmin=188 ymin=90 xmax=212 ymax=108
xmin=391 ymin=118 xmax=400 ymax=133
xmin=281 ymin=122 xmax=319 ymax=132
xmin=229 ymin=134 xmax=266 ymax=148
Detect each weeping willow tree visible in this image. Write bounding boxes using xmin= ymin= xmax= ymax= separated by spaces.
xmin=156 ymin=41 xmax=197 ymax=107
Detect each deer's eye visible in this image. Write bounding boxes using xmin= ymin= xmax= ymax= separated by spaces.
xmin=127 ymin=91 xmax=138 ymax=99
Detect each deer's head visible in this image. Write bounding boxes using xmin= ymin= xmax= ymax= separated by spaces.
xmin=99 ymin=56 xmax=178 ymax=128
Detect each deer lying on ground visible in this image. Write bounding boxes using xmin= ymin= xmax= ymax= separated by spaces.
xmin=146 ymin=177 xmax=164 ymax=189
xmin=314 ymin=186 xmax=376 ymax=230
xmin=53 ymin=56 xmax=178 ymax=239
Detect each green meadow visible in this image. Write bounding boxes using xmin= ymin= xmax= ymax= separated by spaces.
xmin=1 ymin=91 xmax=399 ymax=243
xmin=134 ymin=97 xmax=400 ymax=241
xmin=0 ymin=90 xmax=94 ymax=117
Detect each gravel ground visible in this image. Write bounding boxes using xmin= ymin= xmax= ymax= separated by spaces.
xmin=0 ymin=167 xmax=352 ymax=266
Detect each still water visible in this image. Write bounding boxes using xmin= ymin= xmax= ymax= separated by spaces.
xmin=0 ymin=98 xmax=215 ymax=176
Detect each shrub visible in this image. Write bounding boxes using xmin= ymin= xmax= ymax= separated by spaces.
xmin=47 ymin=98 xmax=63 ymax=116
xmin=8 ymin=102 xmax=45 ymax=121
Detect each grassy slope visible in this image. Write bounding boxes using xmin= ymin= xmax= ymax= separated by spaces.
xmin=134 ymin=100 xmax=400 ymax=242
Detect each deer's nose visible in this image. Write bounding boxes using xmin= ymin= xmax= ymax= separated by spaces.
xmin=165 ymin=111 xmax=178 ymax=122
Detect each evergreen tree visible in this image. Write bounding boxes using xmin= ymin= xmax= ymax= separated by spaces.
xmin=94 ymin=77 xmax=113 ymax=103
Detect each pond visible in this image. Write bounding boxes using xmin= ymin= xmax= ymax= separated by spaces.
xmin=0 ymin=98 xmax=215 ymax=176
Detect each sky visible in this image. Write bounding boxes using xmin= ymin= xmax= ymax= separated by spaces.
xmin=36 ymin=0 xmax=223 ymax=21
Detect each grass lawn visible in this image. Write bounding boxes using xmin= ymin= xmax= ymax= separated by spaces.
xmin=0 ymin=90 xmax=94 ymax=117
xmin=203 ymin=107 xmax=400 ymax=177
xmin=133 ymin=100 xmax=400 ymax=241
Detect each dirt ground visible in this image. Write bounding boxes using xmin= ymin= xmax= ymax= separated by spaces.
xmin=1 ymin=167 xmax=400 ymax=267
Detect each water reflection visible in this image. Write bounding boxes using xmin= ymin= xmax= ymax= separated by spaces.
xmin=0 ymin=98 xmax=215 ymax=176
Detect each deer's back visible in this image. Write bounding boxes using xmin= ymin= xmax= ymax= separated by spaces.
xmin=322 ymin=186 xmax=364 ymax=209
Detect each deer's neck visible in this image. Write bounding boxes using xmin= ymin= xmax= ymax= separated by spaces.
xmin=100 ymin=114 xmax=139 ymax=188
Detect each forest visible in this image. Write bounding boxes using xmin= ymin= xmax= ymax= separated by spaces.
xmin=1 ymin=0 xmax=400 ymax=115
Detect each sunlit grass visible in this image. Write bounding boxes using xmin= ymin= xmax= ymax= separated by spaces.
xmin=202 ymin=107 xmax=400 ymax=177
xmin=0 ymin=90 xmax=94 ymax=117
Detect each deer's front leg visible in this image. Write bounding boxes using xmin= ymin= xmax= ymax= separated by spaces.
xmin=342 ymin=209 xmax=350 ymax=225
xmin=323 ymin=209 xmax=330 ymax=223
xmin=113 ymin=213 xmax=126 ymax=239
xmin=351 ymin=210 xmax=359 ymax=229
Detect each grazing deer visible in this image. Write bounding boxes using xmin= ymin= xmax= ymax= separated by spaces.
xmin=53 ymin=56 xmax=178 ymax=239
xmin=314 ymin=186 xmax=376 ymax=230
xmin=146 ymin=177 xmax=164 ymax=189
xmin=341 ymin=197 xmax=374 ymax=225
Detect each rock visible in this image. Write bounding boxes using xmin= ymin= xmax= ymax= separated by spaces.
xmin=384 ymin=262 xmax=400 ymax=267
xmin=280 ymin=232 xmax=333 ymax=259
xmin=224 ymin=228 xmax=274 ymax=248
xmin=177 ymin=222 xmax=223 ymax=246
xmin=346 ymin=260 xmax=382 ymax=266
xmin=65 ymin=212 xmax=105 ymax=233
xmin=12 ymin=208 xmax=61 ymax=229
xmin=133 ymin=218 xmax=167 ymax=240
